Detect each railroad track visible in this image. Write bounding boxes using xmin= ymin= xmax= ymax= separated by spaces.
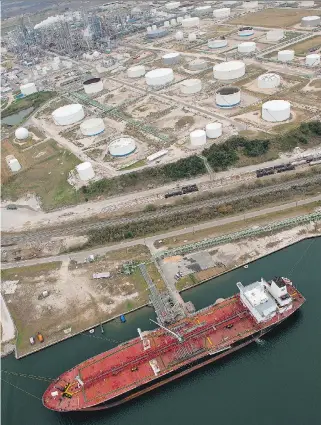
xmin=2 ymin=174 xmax=321 ymax=246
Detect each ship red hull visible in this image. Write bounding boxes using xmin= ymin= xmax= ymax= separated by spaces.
xmin=43 ymin=284 xmax=304 ymax=412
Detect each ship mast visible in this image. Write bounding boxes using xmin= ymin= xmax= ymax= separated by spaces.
xmin=150 ymin=319 xmax=184 ymax=343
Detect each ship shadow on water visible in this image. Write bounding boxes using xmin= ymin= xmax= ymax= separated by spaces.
xmin=65 ymin=310 xmax=303 ymax=424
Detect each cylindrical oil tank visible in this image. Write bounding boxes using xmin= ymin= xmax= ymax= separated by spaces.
xmin=190 ymin=130 xmax=206 ymax=147
xmin=216 ymin=86 xmax=241 ymax=108
xmin=266 ymin=29 xmax=284 ymax=41
xmin=243 ymin=1 xmax=258 ymax=8
xmin=165 ymin=1 xmax=181 ymax=10
xmin=194 ymin=6 xmax=211 ymax=16
xmin=189 ymin=59 xmax=207 ymax=71
xmin=163 ymin=52 xmax=181 ymax=65
xmin=15 ymin=127 xmax=29 ymax=140
xmin=262 ymin=100 xmax=291 ymax=122
xmin=300 ymin=1 xmax=315 ymax=6
xmin=7 ymin=157 xmax=21 ymax=172
xmin=206 ymin=122 xmax=223 ymax=139
xmin=301 ymin=16 xmax=321 ymax=27
xmin=147 ymin=26 xmax=152 ymax=33
xmin=305 ymin=54 xmax=321 ymax=66
xmin=208 ymin=39 xmax=228 ymax=48
xmin=145 ymin=68 xmax=174 ymax=87
xmin=182 ymin=17 xmax=200 ymax=28
xmin=213 ymin=61 xmax=246 ymax=80
xmin=20 ymin=82 xmax=37 ymax=96
xmin=177 ymin=17 xmax=183 ymax=23
xmin=109 ymin=137 xmax=137 ymax=157
xmin=164 ymin=21 xmax=170 ymax=27
xmin=80 ymin=118 xmax=105 ymax=136
xmin=180 ymin=79 xmax=202 ymax=94
xmin=175 ymin=30 xmax=184 ymax=40
xmin=76 ymin=162 xmax=95 ymax=181
xmin=238 ymin=26 xmax=254 ymax=37
xmin=52 ymin=104 xmax=85 ymax=126
xmin=238 ymin=41 xmax=256 ymax=53
xmin=83 ymin=77 xmax=104 ymax=94
xmin=278 ymin=50 xmax=294 ymax=62
xmin=213 ymin=8 xmax=230 ymax=18
xmin=147 ymin=28 xmax=169 ymax=39
xmin=152 ymin=24 xmax=157 ymax=30
xmin=127 ymin=65 xmax=146 ymax=78
xmin=257 ymin=73 xmax=281 ymax=89
xmin=188 ymin=33 xmax=197 ymax=42
xmin=171 ymin=19 xmax=177 ymax=26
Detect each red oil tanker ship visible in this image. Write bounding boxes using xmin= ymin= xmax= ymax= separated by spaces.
xmin=43 ymin=277 xmax=305 ymax=412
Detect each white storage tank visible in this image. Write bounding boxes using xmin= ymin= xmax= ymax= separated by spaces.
xmin=163 ymin=52 xmax=181 ymax=65
xmin=6 ymin=156 xmax=21 ymax=172
xmin=83 ymin=77 xmax=104 ymax=94
xmin=182 ymin=17 xmax=200 ymax=28
xmin=243 ymin=1 xmax=258 ymax=8
xmin=171 ymin=19 xmax=177 ymax=26
xmin=189 ymin=59 xmax=207 ymax=71
xmin=80 ymin=118 xmax=105 ymax=136
xmin=266 ymin=29 xmax=284 ymax=41
xmin=175 ymin=31 xmax=184 ymax=40
xmin=152 ymin=24 xmax=157 ymax=30
xmin=109 ymin=137 xmax=137 ymax=157
xmin=300 ymin=1 xmax=314 ymax=6
xmin=15 ymin=127 xmax=29 ymax=140
xmin=180 ymin=79 xmax=202 ymax=94
xmin=190 ymin=130 xmax=206 ymax=147
xmin=208 ymin=39 xmax=228 ymax=49
xmin=52 ymin=104 xmax=85 ymax=126
xmin=177 ymin=17 xmax=183 ymax=23
xmin=127 ymin=65 xmax=146 ymax=78
xmin=213 ymin=61 xmax=246 ymax=80
xmin=305 ymin=54 xmax=321 ymax=66
xmin=164 ymin=21 xmax=170 ymax=27
xmin=238 ymin=42 xmax=256 ymax=53
xmin=216 ymin=86 xmax=241 ymax=108
xmin=213 ymin=8 xmax=230 ymax=18
xmin=301 ymin=16 xmax=321 ymax=27
xmin=238 ymin=27 xmax=254 ymax=37
xmin=147 ymin=26 xmax=152 ymax=33
xmin=278 ymin=50 xmax=294 ymax=62
xmin=188 ymin=33 xmax=197 ymax=42
xmin=76 ymin=162 xmax=95 ymax=181
xmin=20 ymin=82 xmax=37 ymax=96
xmin=165 ymin=1 xmax=181 ymax=10
xmin=257 ymin=73 xmax=281 ymax=89
xmin=262 ymin=100 xmax=291 ymax=122
xmin=195 ymin=6 xmax=211 ymax=15
xmin=206 ymin=122 xmax=223 ymax=139
xmin=145 ymin=68 xmax=174 ymax=87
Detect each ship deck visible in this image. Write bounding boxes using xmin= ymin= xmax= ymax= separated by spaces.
xmin=43 ymin=285 xmax=304 ymax=411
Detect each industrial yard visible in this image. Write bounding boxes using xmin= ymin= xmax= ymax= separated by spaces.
xmin=1 ymin=0 xmax=321 ymax=362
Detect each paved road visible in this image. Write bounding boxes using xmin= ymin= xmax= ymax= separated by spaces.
xmin=2 ymin=194 xmax=320 ymax=270
xmin=3 ymin=174 xmax=321 ymax=245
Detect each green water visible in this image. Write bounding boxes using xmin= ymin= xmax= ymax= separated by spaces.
xmin=1 ymin=107 xmax=34 ymax=126
xmin=2 ymin=238 xmax=321 ymax=425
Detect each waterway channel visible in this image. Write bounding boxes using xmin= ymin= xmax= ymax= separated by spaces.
xmin=1 ymin=107 xmax=34 ymax=126
xmin=1 ymin=238 xmax=321 ymax=425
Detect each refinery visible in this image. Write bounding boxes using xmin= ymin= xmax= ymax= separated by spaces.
xmin=1 ymin=1 xmax=321 ymax=422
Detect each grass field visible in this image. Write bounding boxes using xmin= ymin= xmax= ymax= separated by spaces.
xmin=1 ymin=139 xmax=82 ymax=210
xmin=230 ymin=8 xmax=321 ymax=28
xmin=287 ymin=36 xmax=321 ymax=55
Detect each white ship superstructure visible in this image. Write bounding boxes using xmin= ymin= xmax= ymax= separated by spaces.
xmin=237 ymin=277 xmax=293 ymax=323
